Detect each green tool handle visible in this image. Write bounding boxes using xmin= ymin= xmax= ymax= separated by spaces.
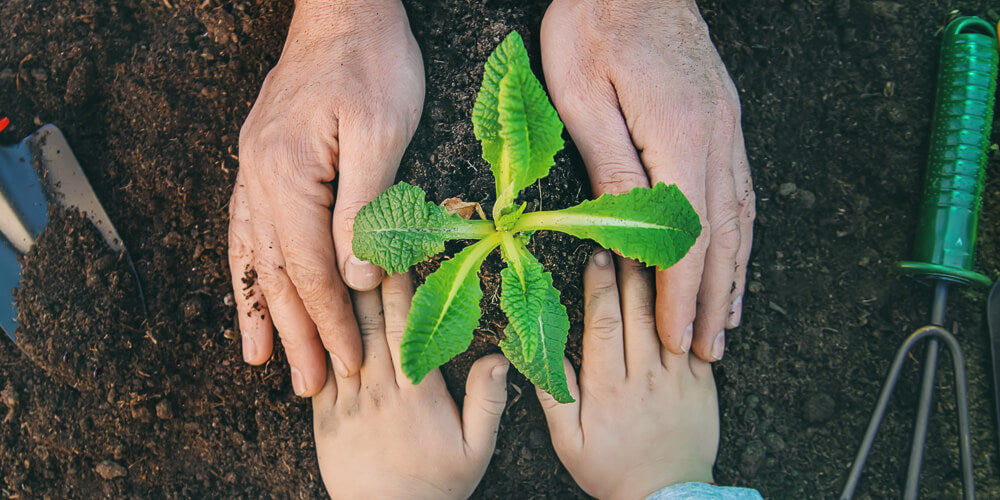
xmin=899 ymin=17 xmax=999 ymax=287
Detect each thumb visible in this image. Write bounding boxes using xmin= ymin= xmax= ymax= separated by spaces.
xmin=333 ymin=131 xmax=404 ymax=291
xmin=462 ymin=354 xmax=510 ymax=458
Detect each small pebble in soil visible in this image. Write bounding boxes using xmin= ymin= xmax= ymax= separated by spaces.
xmin=764 ymin=432 xmax=786 ymax=452
xmin=131 ymin=405 xmax=153 ymax=423
xmin=778 ymin=182 xmax=797 ymax=197
xmin=887 ymin=105 xmax=907 ymax=125
xmin=161 ymin=231 xmax=182 ymax=247
xmin=834 ymin=0 xmax=850 ymax=18
xmin=797 ymin=190 xmax=816 ymax=209
xmin=754 ymin=344 xmax=771 ymax=364
xmin=64 ymin=61 xmax=90 ymax=106
xmin=155 ymin=400 xmax=173 ymax=420
xmin=528 ymin=428 xmax=547 ymax=449
xmin=95 ymin=460 xmax=127 ymax=480
xmin=803 ymin=392 xmax=836 ymax=424
xmin=183 ymin=297 xmax=204 ymax=321
xmin=740 ymin=439 xmax=767 ymax=478
xmin=30 ymin=68 xmax=48 ymax=81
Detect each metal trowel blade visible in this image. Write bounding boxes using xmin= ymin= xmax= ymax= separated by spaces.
xmin=0 ymin=124 xmax=131 ymax=341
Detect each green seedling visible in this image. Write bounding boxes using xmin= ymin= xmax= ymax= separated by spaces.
xmin=353 ymin=31 xmax=701 ymax=402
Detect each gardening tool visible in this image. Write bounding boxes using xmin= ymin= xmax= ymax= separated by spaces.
xmin=841 ymin=16 xmax=998 ymax=500
xmin=0 ymin=122 xmax=143 ymax=341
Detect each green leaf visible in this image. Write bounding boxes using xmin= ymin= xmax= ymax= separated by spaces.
xmin=353 ymin=182 xmax=496 ymax=274
xmin=499 ymin=237 xmax=569 ymax=365
xmin=400 ymin=235 xmax=500 ymax=384
xmin=496 ymin=202 xmax=527 ymax=231
xmin=500 ymin=322 xmax=573 ymax=404
xmin=512 ymin=183 xmax=702 ymax=270
xmin=472 ymin=31 xmax=564 ymax=220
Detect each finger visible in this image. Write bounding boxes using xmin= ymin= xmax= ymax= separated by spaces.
xmin=313 ymin=359 xmax=339 ymax=413
xmin=728 ymin=126 xmax=755 ymax=329
xmin=352 ymin=288 xmax=395 ymax=387
xmin=381 ymin=272 xmax=415 ymax=388
xmin=334 ymin=115 xmax=416 ymax=291
xmin=540 ymin=46 xmax=648 ymax=197
xmin=581 ymin=248 xmax=625 ymax=383
xmin=264 ymin=176 xmax=362 ymax=378
xmin=640 ymin=108 xmax=710 ymax=358
xmin=311 ymin=360 xmax=340 ymax=455
xmin=248 ymin=213 xmax=327 ymax=397
xmin=692 ymin=127 xmax=739 ymax=362
xmin=615 ymin=256 xmax=661 ymax=372
xmin=228 ymin=174 xmax=274 ymax=365
xmin=462 ymin=354 xmax=510 ymax=458
xmin=536 ymin=358 xmax=582 ymax=451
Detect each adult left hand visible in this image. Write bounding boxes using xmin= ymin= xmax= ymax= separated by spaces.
xmin=540 ymin=0 xmax=755 ymax=362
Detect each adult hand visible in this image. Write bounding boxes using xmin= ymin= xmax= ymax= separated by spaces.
xmin=540 ymin=0 xmax=755 ymax=362
xmin=538 ymin=250 xmax=719 ymax=499
xmin=228 ymin=0 xmax=424 ymax=396
xmin=313 ymin=273 xmax=509 ymax=498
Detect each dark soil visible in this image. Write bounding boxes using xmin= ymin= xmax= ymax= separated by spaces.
xmin=2 ymin=0 xmax=999 ymax=497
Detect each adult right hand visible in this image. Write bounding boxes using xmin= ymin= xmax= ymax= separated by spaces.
xmin=228 ymin=0 xmax=424 ymax=397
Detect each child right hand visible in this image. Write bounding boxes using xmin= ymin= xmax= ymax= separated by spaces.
xmin=312 ymin=273 xmax=509 ymax=499
xmin=538 ymin=249 xmax=720 ymax=499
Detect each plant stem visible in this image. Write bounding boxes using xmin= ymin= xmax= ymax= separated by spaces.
xmin=498 ymin=231 xmax=528 ymax=283
xmin=512 ymin=209 xmax=673 ymax=233
xmin=453 ymin=219 xmax=500 ymax=239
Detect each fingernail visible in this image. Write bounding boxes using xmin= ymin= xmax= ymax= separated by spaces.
xmin=593 ymin=250 xmax=611 ymax=267
xmin=345 ymin=255 xmax=382 ymax=289
xmin=727 ymin=295 xmax=743 ymax=328
xmin=491 ymin=361 xmax=510 ymax=381
xmin=330 ymin=352 xmax=350 ymax=378
xmin=711 ymin=331 xmax=726 ymax=361
xmin=680 ymin=323 xmax=693 ymax=353
xmin=242 ymin=333 xmax=257 ymax=363
xmin=290 ymin=367 xmax=305 ymax=396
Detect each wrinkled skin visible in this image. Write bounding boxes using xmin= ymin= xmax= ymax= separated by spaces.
xmin=541 ymin=0 xmax=756 ymax=362
xmin=228 ymin=0 xmax=424 ymax=396
xmin=312 ymin=273 xmax=509 ymax=499
xmin=538 ymin=250 xmax=719 ymax=499
xmin=230 ymin=0 xmax=754 ymax=397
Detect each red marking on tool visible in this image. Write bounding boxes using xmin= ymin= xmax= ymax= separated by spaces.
xmin=0 ymin=117 xmax=8 ymax=133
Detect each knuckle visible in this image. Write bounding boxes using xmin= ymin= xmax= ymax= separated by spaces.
xmin=592 ymin=162 xmax=647 ymax=195
xmin=626 ymin=302 xmax=657 ymax=331
xmin=227 ymin=226 xmax=253 ymax=262
xmin=476 ymin=395 xmax=507 ymax=417
xmin=285 ymin=262 xmax=333 ymax=303
xmin=276 ymin=329 xmax=307 ymax=353
xmin=586 ymin=313 xmax=622 ymax=341
xmin=254 ymin=264 xmax=288 ymax=295
xmin=356 ymin=310 xmax=384 ymax=339
xmin=710 ymin=213 xmax=741 ymax=256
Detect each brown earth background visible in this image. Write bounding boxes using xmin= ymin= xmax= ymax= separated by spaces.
xmin=2 ymin=0 xmax=1000 ymax=497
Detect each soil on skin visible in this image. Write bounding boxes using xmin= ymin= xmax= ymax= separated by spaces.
xmin=2 ymin=0 xmax=999 ymax=497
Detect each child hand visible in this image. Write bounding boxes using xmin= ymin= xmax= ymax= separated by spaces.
xmin=538 ymin=250 xmax=720 ymax=499
xmin=312 ymin=273 xmax=509 ymax=499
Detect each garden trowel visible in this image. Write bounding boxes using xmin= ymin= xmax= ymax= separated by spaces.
xmin=0 ymin=123 xmax=140 ymax=341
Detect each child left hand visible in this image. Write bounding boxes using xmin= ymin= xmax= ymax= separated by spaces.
xmin=312 ymin=272 xmax=510 ymax=499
